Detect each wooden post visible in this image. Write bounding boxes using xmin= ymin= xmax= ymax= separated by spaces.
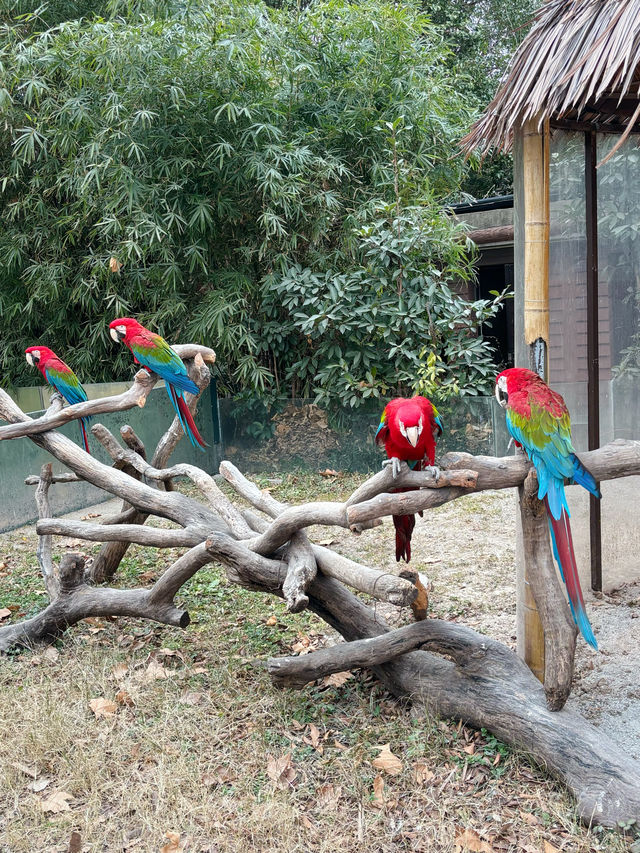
xmin=519 ymin=116 xmax=550 ymax=682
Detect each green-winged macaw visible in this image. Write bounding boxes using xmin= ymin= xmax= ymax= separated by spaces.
xmin=109 ymin=317 xmax=206 ymax=450
xmin=25 ymin=345 xmax=91 ymax=453
xmin=495 ymin=367 xmax=600 ymax=649
xmin=375 ymin=396 xmax=443 ymax=562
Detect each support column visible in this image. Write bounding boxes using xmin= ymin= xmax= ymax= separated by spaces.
xmin=517 ymin=116 xmax=550 ymax=682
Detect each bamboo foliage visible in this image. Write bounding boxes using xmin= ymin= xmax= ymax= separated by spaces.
xmin=463 ymin=0 xmax=640 ymax=153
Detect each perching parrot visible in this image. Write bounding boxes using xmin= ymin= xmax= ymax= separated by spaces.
xmin=495 ymin=367 xmax=600 ymax=649
xmin=375 ymin=396 xmax=443 ymax=563
xmin=25 ymin=346 xmax=91 ymax=453
xmin=109 ymin=317 xmax=206 ymax=450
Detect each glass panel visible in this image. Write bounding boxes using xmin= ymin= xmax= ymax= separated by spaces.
xmin=548 ymin=129 xmax=588 ymax=448
xmin=548 ymin=129 xmax=591 ymax=574
xmin=596 ymin=133 xmax=640 ymax=587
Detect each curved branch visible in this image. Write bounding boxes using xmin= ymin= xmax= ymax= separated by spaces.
xmin=0 ymin=369 xmax=157 ymax=440
xmin=36 ymin=519 xmax=202 ymax=548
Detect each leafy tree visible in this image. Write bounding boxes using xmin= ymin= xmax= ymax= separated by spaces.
xmin=427 ymin=0 xmax=537 ymax=197
xmin=0 ymin=0 xmax=505 ymax=407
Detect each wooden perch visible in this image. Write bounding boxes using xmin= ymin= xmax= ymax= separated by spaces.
xmin=0 ymin=369 xmax=158 ymax=440
xmin=2 ymin=373 xmax=640 ymax=832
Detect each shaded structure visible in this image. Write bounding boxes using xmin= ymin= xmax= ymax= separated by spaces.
xmin=464 ymin=0 xmax=640 ymax=676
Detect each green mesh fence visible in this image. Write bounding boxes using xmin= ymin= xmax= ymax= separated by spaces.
xmin=219 ymin=396 xmax=511 ymax=474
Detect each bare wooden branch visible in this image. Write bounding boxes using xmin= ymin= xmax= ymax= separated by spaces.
xmin=34 ymin=463 xmax=57 ymax=598
xmin=0 ymin=553 xmax=189 ymax=652
xmin=347 ymin=487 xmax=469 ymax=525
xmin=36 ymin=518 xmax=202 ymax=549
xmin=282 ymin=532 xmax=317 ymax=613
xmin=0 ymin=369 xmax=158 ymax=440
xmin=120 ymin=425 xmax=147 ymax=460
xmin=25 ymin=473 xmax=82 ymax=485
xmin=240 ymin=508 xmax=417 ymax=607
xmin=520 ymin=471 xmax=577 ymax=710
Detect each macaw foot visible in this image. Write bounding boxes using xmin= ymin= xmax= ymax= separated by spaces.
xmin=426 ymin=465 xmax=441 ymax=483
xmin=382 ymin=457 xmax=402 ymax=479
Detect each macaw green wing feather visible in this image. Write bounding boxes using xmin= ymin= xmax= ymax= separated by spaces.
xmin=130 ymin=334 xmax=198 ymax=395
xmin=45 ymin=366 xmax=88 ymax=406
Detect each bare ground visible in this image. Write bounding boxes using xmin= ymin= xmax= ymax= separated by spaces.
xmin=0 ymin=473 xmax=637 ymax=852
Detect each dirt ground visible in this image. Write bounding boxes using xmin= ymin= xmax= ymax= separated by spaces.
xmin=0 ymin=477 xmax=638 ymax=852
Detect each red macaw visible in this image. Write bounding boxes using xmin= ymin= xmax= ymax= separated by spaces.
xmin=375 ymin=396 xmax=443 ymax=563
xmin=25 ymin=345 xmax=91 ymax=453
xmin=495 ymin=367 xmax=600 ymax=649
xmin=109 ymin=317 xmax=206 ymax=450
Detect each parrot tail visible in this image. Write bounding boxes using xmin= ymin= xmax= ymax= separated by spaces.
xmin=544 ymin=497 xmax=598 ymax=649
xmin=168 ymin=384 xmax=206 ymax=450
xmin=79 ymin=418 xmax=90 ymax=455
xmin=570 ymin=453 xmax=601 ymax=499
xmin=392 ymin=513 xmax=416 ymax=563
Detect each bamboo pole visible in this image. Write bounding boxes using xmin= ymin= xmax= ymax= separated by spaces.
xmin=519 ymin=116 xmax=550 ymax=681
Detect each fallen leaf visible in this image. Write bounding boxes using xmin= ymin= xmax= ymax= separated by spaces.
xmin=12 ymin=761 xmax=39 ymax=779
xmin=322 ymin=671 xmax=353 ymax=688
xmin=180 ymin=691 xmax=204 ymax=706
xmin=42 ymin=647 xmax=59 ymax=663
xmin=454 ymin=828 xmax=493 ymax=852
xmin=111 ymin=663 xmax=128 ymax=680
xmin=68 ymin=830 xmax=82 ymax=852
xmin=202 ymin=766 xmax=238 ymax=787
xmin=306 ymin=723 xmax=321 ymax=750
xmin=115 ymin=689 xmax=134 ymax=707
xmin=372 ymin=744 xmax=403 ymax=776
xmin=316 ymin=783 xmax=341 ymax=810
xmin=138 ymin=570 xmax=157 ymax=583
xmin=319 ymin=468 xmax=340 ymax=477
xmin=161 ymin=831 xmax=182 ymax=853
xmin=143 ymin=660 xmax=169 ymax=681
xmin=543 ymin=844 xmax=561 ymax=853
xmin=519 ymin=811 xmax=541 ymax=826
xmin=89 ymin=697 xmax=118 ymax=718
xmin=412 ymin=760 xmax=435 ymax=785
xmin=265 ymin=615 xmax=278 ymax=626
xmin=29 ymin=777 xmax=51 ymax=792
xmin=371 ymin=774 xmax=385 ymax=808
xmin=464 ymin=743 xmax=476 ymax=755
xmin=0 ymin=607 xmax=11 ymax=620
xmin=266 ymin=753 xmax=297 ymax=789
xmin=41 ymin=790 xmax=73 ymax=814
xmin=300 ymin=814 xmax=314 ymax=830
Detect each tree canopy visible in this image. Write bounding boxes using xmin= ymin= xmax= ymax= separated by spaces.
xmin=0 ymin=0 xmax=512 ymax=406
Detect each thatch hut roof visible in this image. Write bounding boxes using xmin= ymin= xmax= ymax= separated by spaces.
xmin=463 ymin=0 xmax=640 ymax=153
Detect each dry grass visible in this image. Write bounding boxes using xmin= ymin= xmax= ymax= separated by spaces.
xmin=0 ymin=473 xmax=634 ymax=852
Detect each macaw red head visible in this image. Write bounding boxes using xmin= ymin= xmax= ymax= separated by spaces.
xmin=25 ymin=345 xmax=56 ymax=371
xmin=109 ymin=317 xmax=143 ymax=345
xmin=495 ymin=367 xmax=542 ymax=409
xmin=394 ymin=399 xmax=428 ymax=448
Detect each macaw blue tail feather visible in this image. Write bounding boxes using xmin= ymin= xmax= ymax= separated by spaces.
xmin=544 ymin=497 xmax=598 ymax=649
xmin=542 ymin=475 xmax=569 ymax=521
xmin=570 ymin=454 xmax=601 ymax=498
xmin=167 ymin=383 xmax=206 ymax=450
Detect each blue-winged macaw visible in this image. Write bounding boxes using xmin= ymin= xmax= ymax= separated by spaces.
xmin=375 ymin=396 xmax=443 ymax=562
xmin=109 ymin=317 xmax=205 ymax=449
xmin=495 ymin=367 xmax=600 ymax=649
xmin=25 ymin=345 xmax=91 ymax=453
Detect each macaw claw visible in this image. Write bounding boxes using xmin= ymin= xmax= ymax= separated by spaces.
xmin=426 ymin=465 xmax=441 ymax=483
xmin=382 ymin=456 xmax=402 ymax=479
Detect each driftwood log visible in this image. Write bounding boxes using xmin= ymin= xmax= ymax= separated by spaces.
xmin=0 ymin=353 xmax=639 ymax=828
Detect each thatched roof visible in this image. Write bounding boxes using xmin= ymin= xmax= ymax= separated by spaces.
xmin=463 ymin=0 xmax=640 ymax=153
